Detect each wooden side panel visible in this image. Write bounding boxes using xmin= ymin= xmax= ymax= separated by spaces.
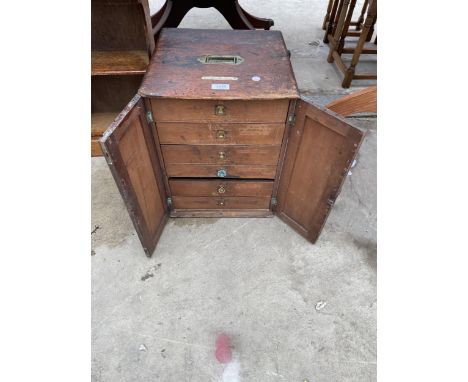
xmin=100 ymin=95 xmax=168 ymax=256
xmin=156 ymin=122 xmax=285 ymax=145
xmin=161 ymin=145 xmax=281 ymax=165
xmin=276 ymin=98 xmax=364 ymax=243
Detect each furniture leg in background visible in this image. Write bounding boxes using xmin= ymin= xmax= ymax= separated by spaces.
xmin=151 ymin=0 xmax=274 ymax=38
xmin=324 ymin=0 xmax=377 ymax=88
xmin=323 ymin=0 xmax=366 ymax=43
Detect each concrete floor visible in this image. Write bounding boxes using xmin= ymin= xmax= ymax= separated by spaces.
xmin=92 ymin=1 xmax=377 ymax=381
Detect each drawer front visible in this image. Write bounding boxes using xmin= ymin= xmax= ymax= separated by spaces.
xmin=161 ymin=145 xmax=281 ymax=165
xmin=169 ymin=179 xmax=274 ymax=197
xmin=172 ymin=196 xmax=271 ymax=210
xmin=157 ymin=122 xmax=285 ymax=145
xmin=165 ymin=164 xmax=277 ymax=179
xmin=151 ymin=99 xmax=289 ymax=123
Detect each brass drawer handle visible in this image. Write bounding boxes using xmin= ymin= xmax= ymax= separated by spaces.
xmin=217 ymin=185 xmax=226 ymax=194
xmin=218 ymin=151 xmax=226 ymax=160
xmin=216 ymin=130 xmax=226 ymax=139
xmin=217 ymin=199 xmax=226 ymax=207
xmin=215 ymin=104 xmax=226 ymax=116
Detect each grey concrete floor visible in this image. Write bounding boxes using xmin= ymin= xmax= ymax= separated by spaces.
xmin=92 ymin=1 xmax=377 ymax=381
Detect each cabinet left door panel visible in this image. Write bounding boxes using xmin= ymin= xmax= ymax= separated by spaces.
xmin=99 ymin=95 xmax=168 ymax=257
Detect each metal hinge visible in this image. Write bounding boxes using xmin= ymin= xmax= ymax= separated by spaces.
xmin=271 ymin=197 xmax=277 ymax=207
xmin=166 ymin=197 xmax=172 ymax=209
xmin=146 ymin=111 xmax=154 ymax=123
xmin=287 ymin=113 xmax=296 ymax=125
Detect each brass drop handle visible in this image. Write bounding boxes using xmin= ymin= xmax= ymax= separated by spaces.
xmin=216 ymin=130 xmax=226 ymax=139
xmin=217 ymin=199 xmax=226 ymax=207
xmin=217 ymin=185 xmax=226 ymax=194
xmin=215 ymin=104 xmax=226 ymax=116
xmin=218 ymin=151 xmax=226 ymax=160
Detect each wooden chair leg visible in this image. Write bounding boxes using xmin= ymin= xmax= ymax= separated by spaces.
xmin=322 ymin=0 xmax=335 ymax=30
xmin=337 ymin=0 xmax=357 ymax=55
xmin=342 ymin=0 xmax=377 ymax=87
xmin=366 ymin=16 xmax=376 ymax=42
xmin=356 ymin=0 xmax=368 ymax=31
xmin=324 ymin=0 xmax=340 ymax=43
xmin=327 ymin=0 xmax=350 ymax=63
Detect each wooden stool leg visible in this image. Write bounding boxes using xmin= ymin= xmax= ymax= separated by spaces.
xmin=322 ymin=0 xmax=334 ymax=30
xmin=337 ymin=0 xmax=357 ymax=55
xmin=356 ymin=0 xmax=368 ymax=31
xmin=366 ymin=16 xmax=376 ymax=42
xmin=327 ymin=0 xmax=350 ymax=63
xmin=324 ymin=0 xmax=340 ymax=43
xmin=342 ymin=0 xmax=377 ymax=87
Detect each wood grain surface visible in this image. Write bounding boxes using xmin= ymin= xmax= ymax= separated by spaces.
xmin=139 ymin=28 xmax=299 ymax=100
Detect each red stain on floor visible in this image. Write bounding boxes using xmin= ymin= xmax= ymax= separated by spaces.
xmin=215 ymin=333 xmax=232 ymax=364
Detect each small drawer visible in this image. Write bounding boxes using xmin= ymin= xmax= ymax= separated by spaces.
xmin=165 ymin=164 xmax=277 ymax=179
xmin=169 ymin=179 xmax=274 ymax=197
xmin=151 ymin=99 xmax=289 ymax=123
xmin=161 ymin=145 xmax=281 ymax=166
xmin=156 ymin=122 xmax=285 ymax=145
xmin=172 ymin=196 xmax=271 ymax=210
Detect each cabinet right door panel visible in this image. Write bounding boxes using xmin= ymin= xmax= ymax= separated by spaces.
xmin=276 ymin=98 xmax=365 ymax=243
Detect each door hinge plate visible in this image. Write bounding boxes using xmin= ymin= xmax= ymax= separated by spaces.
xmin=271 ymin=197 xmax=277 ymax=207
xmin=146 ymin=111 xmax=154 ymax=123
xmin=166 ymin=197 xmax=172 ymax=209
xmin=287 ymin=113 xmax=296 ymax=125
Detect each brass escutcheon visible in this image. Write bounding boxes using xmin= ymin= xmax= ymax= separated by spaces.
xmin=216 ymin=130 xmax=226 ymax=139
xmin=218 ymin=151 xmax=226 ymax=160
xmin=217 ymin=185 xmax=226 ymax=194
xmin=217 ymin=199 xmax=225 ymax=207
xmin=215 ymin=104 xmax=226 ymax=116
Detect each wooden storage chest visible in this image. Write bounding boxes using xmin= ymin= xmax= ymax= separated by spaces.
xmin=100 ymin=28 xmax=364 ymax=257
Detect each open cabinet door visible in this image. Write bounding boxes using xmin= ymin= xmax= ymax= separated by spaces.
xmin=276 ymin=97 xmax=365 ymax=243
xmin=100 ymin=95 xmax=168 ymax=257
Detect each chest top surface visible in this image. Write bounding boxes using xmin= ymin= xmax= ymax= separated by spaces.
xmin=139 ymin=28 xmax=299 ymax=100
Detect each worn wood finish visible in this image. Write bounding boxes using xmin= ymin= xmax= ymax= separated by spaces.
xmin=91 ymin=51 xmax=149 ymax=76
xmin=151 ymin=99 xmax=289 ymax=123
xmin=92 ymin=75 xmax=144 ymax=113
xmin=140 ymin=29 xmax=298 ymax=100
xmin=326 ymin=86 xmax=377 ymax=116
xmin=99 ymin=95 xmax=168 ymax=256
xmin=172 ymin=196 xmax=271 ymax=210
xmin=156 ymin=122 xmax=286 ymax=145
xmin=169 ymin=179 xmax=274 ymax=197
xmin=91 ymin=112 xmax=116 ymax=137
xmin=91 ymin=112 xmax=117 ymax=156
xmin=165 ymin=164 xmax=277 ymax=179
xmin=161 ymin=145 xmax=281 ymax=165
xmin=91 ymin=0 xmax=154 ymax=54
xmin=276 ymin=98 xmax=364 ymax=243
xmin=170 ymin=209 xmax=272 ymax=218
xmin=91 ymin=0 xmax=154 ymax=157
xmin=97 ymin=29 xmax=368 ymax=255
